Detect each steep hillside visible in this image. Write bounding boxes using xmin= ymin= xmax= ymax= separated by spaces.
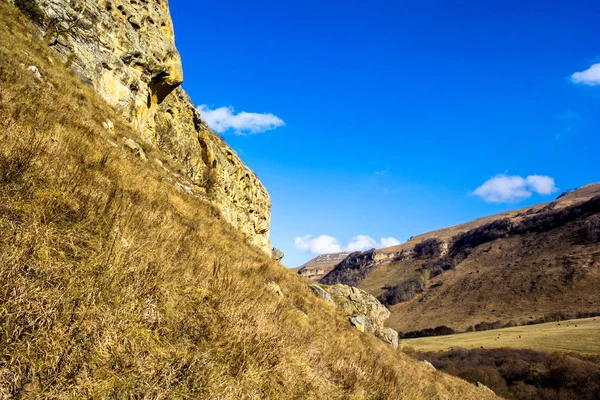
xmin=20 ymin=0 xmax=271 ymax=252
xmin=0 ymin=2 xmax=495 ymax=398
xmin=320 ymin=185 xmax=600 ymax=334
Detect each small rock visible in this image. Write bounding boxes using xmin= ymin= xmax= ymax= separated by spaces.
xmin=271 ymin=247 xmax=284 ymax=262
xmin=477 ymin=382 xmax=495 ymax=395
xmin=102 ymin=120 xmax=114 ymax=130
xmin=121 ymin=236 xmax=130 ymax=249
xmin=153 ymin=158 xmax=163 ymax=168
xmin=348 ymin=315 xmax=367 ymax=332
xmin=309 ymin=284 xmax=336 ymax=307
xmin=376 ymin=327 xmax=399 ymax=348
xmin=266 ymin=281 xmax=283 ymax=297
xmin=421 ymin=360 xmax=436 ymax=370
xmin=26 ymin=65 xmax=42 ymax=81
xmin=123 ymin=137 xmax=147 ymax=161
xmin=177 ymin=183 xmax=193 ymax=194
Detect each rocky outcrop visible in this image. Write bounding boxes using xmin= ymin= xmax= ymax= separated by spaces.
xmin=310 ymin=283 xmax=399 ymax=347
xmin=155 ymin=88 xmax=271 ymax=251
xmin=271 ymin=248 xmax=284 ymax=262
xmin=297 ymin=252 xmax=350 ymax=280
xmin=24 ymin=0 xmax=271 ymax=252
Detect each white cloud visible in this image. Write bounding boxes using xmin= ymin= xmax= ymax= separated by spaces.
xmin=472 ymin=174 xmax=558 ymax=203
xmin=295 ymin=234 xmax=402 ymax=254
xmin=525 ymin=175 xmax=557 ymax=195
xmin=380 ymin=237 xmax=401 ymax=247
xmin=294 ymin=235 xmax=342 ymax=254
xmin=197 ymin=104 xmax=284 ymax=135
xmin=571 ymin=63 xmax=600 ymax=86
xmin=346 ymin=235 xmax=377 ymax=251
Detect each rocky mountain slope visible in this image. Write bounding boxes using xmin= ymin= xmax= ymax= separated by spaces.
xmin=296 ymin=252 xmax=350 ymax=280
xmin=0 ymin=1 xmax=497 ymax=398
xmin=319 ymin=184 xmax=600 ymax=334
xmin=18 ymin=0 xmax=271 ymax=252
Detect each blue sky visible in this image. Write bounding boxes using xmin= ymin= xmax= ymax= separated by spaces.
xmin=169 ymin=0 xmax=600 ymax=267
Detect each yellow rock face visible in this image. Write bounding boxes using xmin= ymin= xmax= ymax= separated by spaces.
xmin=33 ymin=0 xmax=272 ymax=252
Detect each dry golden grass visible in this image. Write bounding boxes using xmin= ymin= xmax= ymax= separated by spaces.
xmin=0 ymin=2 xmax=497 ymax=398
xmin=402 ymin=317 xmax=600 ymax=355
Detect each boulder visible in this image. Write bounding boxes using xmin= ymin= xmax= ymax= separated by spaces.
xmin=271 ymin=247 xmax=284 ymax=262
xmin=325 ymin=284 xmax=391 ymax=331
xmin=309 ymin=283 xmax=399 ymax=347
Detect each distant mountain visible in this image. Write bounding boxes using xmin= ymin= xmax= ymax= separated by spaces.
xmin=296 ymin=252 xmax=351 ymax=280
xmin=318 ymin=184 xmax=600 ymax=335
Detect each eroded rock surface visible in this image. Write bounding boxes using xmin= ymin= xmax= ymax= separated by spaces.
xmin=26 ymin=0 xmax=271 ymax=252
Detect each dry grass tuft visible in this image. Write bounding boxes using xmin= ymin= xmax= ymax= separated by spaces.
xmin=0 ymin=2 xmax=495 ymax=398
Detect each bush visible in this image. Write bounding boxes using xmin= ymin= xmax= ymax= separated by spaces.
xmin=584 ymin=215 xmax=600 ymax=242
xmin=414 ymin=348 xmax=600 ymax=400
xmin=15 ymin=0 xmax=44 ymax=24
xmin=413 ymin=238 xmax=443 ymax=258
xmin=378 ymin=275 xmax=426 ymax=306
xmin=399 ymin=325 xmax=455 ymax=339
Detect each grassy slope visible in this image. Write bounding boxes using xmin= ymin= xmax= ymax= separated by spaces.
xmin=401 ymin=317 xmax=600 ymax=354
xmin=0 ymin=3 xmax=496 ymax=399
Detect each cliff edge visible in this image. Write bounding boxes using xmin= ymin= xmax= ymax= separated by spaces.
xmin=24 ymin=0 xmax=271 ymax=251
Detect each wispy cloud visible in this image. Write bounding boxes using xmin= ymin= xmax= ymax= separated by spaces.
xmin=295 ymin=234 xmax=401 ymax=255
xmin=554 ymin=110 xmax=581 ymax=120
xmin=198 ymin=104 xmax=284 ymax=135
xmin=571 ymin=63 xmax=600 ymax=86
xmin=472 ymin=174 xmax=558 ymax=203
xmin=380 ymin=237 xmax=401 ymax=247
xmin=553 ymin=109 xmax=582 ymax=140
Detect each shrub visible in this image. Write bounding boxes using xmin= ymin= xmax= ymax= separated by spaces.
xmin=15 ymin=0 xmax=44 ymax=24
xmin=584 ymin=215 xmax=600 ymax=242
xmin=378 ymin=275 xmax=426 ymax=306
xmin=399 ymin=326 xmax=455 ymax=339
xmin=413 ymin=238 xmax=443 ymax=258
xmin=202 ymin=164 xmax=219 ymax=197
xmin=414 ymin=348 xmax=600 ymax=400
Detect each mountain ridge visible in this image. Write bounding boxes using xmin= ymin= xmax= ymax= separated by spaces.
xmin=313 ymin=184 xmax=600 ymax=333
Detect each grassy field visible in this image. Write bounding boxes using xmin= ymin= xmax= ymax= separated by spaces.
xmin=402 ymin=317 xmax=600 ymax=354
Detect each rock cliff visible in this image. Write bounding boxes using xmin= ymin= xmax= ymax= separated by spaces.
xmin=24 ymin=0 xmax=271 ymax=251
xmin=296 ymin=252 xmax=350 ymax=280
